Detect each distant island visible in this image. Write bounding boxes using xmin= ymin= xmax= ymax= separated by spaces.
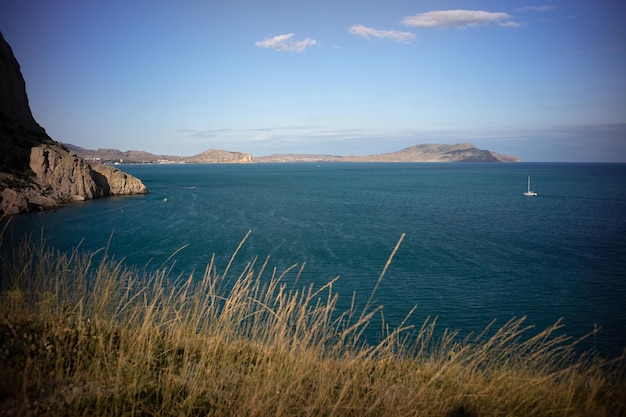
xmin=66 ymin=142 xmax=521 ymax=165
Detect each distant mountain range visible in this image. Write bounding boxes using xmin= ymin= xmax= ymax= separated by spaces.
xmin=65 ymin=143 xmax=521 ymax=164
xmin=63 ymin=144 xmax=252 ymax=164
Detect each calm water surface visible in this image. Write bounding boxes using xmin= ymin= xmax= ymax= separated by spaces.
xmin=3 ymin=163 xmax=626 ymax=356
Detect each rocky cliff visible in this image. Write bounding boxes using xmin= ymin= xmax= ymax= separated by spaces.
xmin=0 ymin=32 xmax=148 ymax=216
xmin=0 ymin=32 xmax=53 ymax=175
xmin=89 ymin=162 xmax=149 ymax=196
xmin=1 ymin=142 xmax=149 ymax=217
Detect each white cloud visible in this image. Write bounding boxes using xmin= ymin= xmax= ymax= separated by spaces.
xmin=348 ymin=24 xmax=416 ymax=43
xmin=255 ymin=33 xmax=317 ymax=53
xmin=515 ymin=6 xmax=558 ymax=12
xmin=402 ymin=10 xmax=518 ymax=29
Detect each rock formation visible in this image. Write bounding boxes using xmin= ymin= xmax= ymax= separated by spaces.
xmin=90 ymin=162 xmax=149 ymax=196
xmin=29 ymin=145 xmax=102 ymax=201
xmin=0 ymin=32 xmax=148 ymax=216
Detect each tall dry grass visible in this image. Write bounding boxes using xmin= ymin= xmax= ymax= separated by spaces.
xmin=0 ymin=227 xmax=624 ymax=416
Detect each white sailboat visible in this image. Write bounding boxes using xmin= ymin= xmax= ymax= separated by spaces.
xmin=523 ymin=176 xmax=537 ymax=196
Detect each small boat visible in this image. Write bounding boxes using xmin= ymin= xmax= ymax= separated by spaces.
xmin=523 ymin=176 xmax=537 ymax=196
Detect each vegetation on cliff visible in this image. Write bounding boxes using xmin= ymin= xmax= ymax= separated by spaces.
xmin=1 ymin=229 xmax=624 ymax=416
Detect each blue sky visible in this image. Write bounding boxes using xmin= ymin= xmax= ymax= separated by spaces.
xmin=1 ymin=1 xmax=625 ymax=162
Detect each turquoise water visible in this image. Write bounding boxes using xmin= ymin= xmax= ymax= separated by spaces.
xmin=3 ymin=163 xmax=626 ymax=356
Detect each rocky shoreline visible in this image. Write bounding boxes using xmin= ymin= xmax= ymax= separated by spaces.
xmin=1 ymin=143 xmax=149 ymax=216
xmin=0 ymin=32 xmax=148 ymax=216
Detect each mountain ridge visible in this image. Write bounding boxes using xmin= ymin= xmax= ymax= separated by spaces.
xmin=66 ymin=142 xmax=521 ymax=164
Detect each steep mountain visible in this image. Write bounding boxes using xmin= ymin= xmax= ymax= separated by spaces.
xmin=0 ymin=32 xmax=54 ymax=175
xmin=0 ymin=33 xmax=148 ymax=216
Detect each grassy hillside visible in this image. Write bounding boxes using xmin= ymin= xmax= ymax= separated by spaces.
xmin=0 ymin=229 xmax=624 ymax=416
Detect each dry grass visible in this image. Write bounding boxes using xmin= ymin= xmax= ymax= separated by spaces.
xmin=1 ymin=228 xmax=624 ymax=416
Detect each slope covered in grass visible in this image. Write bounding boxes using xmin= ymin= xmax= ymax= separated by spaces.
xmin=0 ymin=229 xmax=624 ymax=416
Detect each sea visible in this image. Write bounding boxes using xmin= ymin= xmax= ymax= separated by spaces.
xmin=2 ymin=162 xmax=626 ymax=357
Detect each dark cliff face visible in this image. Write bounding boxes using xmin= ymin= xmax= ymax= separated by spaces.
xmin=0 ymin=32 xmax=148 ymax=216
xmin=0 ymin=32 xmax=54 ymax=175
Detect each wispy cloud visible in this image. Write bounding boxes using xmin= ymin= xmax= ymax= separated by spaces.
xmin=180 ymin=128 xmax=232 ymax=138
xmin=245 ymin=125 xmax=313 ymax=133
xmin=348 ymin=24 xmax=416 ymax=43
xmin=515 ymin=6 xmax=558 ymax=12
xmin=255 ymin=33 xmax=317 ymax=53
xmin=402 ymin=10 xmax=520 ymax=29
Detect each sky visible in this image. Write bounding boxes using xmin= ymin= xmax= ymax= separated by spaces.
xmin=1 ymin=0 xmax=625 ymax=162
